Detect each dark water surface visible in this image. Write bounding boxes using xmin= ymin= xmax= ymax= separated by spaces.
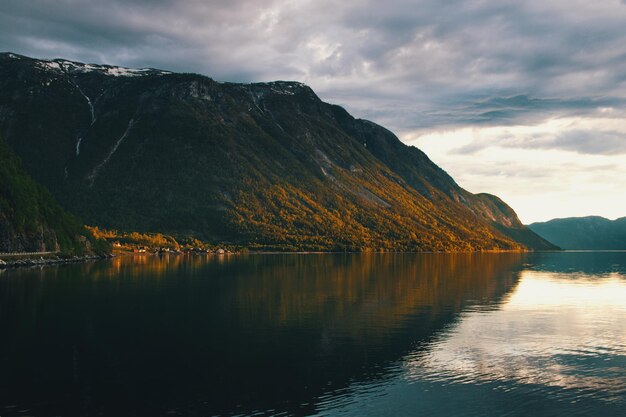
xmin=1 ymin=252 xmax=625 ymax=416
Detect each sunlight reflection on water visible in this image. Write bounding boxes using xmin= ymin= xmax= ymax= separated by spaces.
xmin=410 ymin=272 xmax=626 ymax=393
xmin=319 ymin=265 xmax=626 ymax=416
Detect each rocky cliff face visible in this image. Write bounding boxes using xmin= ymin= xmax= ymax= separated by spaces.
xmin=0 ymin=217 xmax=58 ymax=253
xmin=0 ymin=52 xmax=556 ymax=251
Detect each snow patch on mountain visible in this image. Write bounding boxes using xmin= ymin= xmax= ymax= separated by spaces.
xmin=36 ymin=59 xmax=171 ymax=77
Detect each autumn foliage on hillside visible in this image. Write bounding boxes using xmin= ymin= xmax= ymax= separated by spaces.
xmin=0 ymin=54 xmax=553 ymax=252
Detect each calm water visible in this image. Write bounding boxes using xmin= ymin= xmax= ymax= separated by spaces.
xmin=1 ymin=252 xmax=625 ymax=416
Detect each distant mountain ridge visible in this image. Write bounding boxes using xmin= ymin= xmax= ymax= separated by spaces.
xmin=529 ymin=216 xmax=626 ymax=250
xmin=0 ymin=52 xmax=556 ymax=251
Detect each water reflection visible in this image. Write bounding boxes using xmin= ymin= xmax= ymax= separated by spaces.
xmin=525 ymin=250 xmax=626 ymax=275
xmin=320 ymin=255 xmax=626 ymax=417
xmin=408 ymin=271 xmax=626 ymax=393
xmin=1 ymin=252 xmax=625 ymax=416
xmin=0 ymin=253 xmax=522 ymax=416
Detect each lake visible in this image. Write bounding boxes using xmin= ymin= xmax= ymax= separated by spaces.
xmin=1 ymin=252 xmax=625 ymax=416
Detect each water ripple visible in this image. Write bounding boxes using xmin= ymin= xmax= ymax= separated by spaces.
xmin=318 ymin=264 xmax=626 ymax=416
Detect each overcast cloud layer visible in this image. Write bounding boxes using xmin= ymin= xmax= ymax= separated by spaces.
xmin=1 ymin=0 xmax=626 ymax=222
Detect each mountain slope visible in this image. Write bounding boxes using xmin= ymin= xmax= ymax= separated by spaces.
xmin=330 ymin=108 xmax=557 ymax=250
xmin=0 ymin=136 xmax=107 ymax=254
xmin=470 ymin=193 xmax=558 ymax=250
xmin=529 ymin=216 xmax=626 ymax=250
xmin=0 ymin=52 xmax=555 ymax=251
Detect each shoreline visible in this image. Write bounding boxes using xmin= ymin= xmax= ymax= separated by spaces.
xmin=1 ymin=248 xmax=584 ymax=270
xmin=0 ymin=253 xmax=114 ymax=269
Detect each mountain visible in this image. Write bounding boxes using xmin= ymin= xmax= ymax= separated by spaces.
xmin=0 ymin=52 xmax=556 ymax=251
xmin=529 ymin=216 xmax=626 ymax=250
xmin=0 ymin=136 xmax=107 ymax=254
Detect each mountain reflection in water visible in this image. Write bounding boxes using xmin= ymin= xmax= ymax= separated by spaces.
xmin=1 ymin=252 xmax=625 ymax=416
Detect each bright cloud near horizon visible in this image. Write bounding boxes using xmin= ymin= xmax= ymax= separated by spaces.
xmin=2 ymin=0 xmax=626 ymax=223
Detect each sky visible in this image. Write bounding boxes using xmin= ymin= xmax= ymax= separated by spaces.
xmin=1 ymin=0 xmax=626 ymax=223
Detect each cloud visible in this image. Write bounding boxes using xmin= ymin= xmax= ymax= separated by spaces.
xmin=409 ymin=123 xmax=626 ymax=223
xmin=407 ymin=95 xmax=626 ymax=134
xmin=446 ymin=112 xmax=626 ymax=156
xmin=550 ymin=130 xmax=626 ymax=154
xmin=454 ymin=128 xmax=626 ymax=156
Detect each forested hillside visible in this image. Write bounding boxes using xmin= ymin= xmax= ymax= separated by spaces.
xmin=0 ymin=53 xmax=556 ymax=251
xmin=0 ymin=137 xmax=107 ymax=254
